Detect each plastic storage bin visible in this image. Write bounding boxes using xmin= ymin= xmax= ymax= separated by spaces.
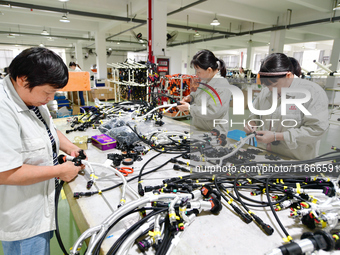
xmin=227 ymin=129 xmax=257 ymax=147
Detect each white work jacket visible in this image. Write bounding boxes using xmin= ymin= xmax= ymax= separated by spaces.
xmin=247 ymin=78 xmax=329 ymax=160
xmin=0 ymin=76 xmax=59 ymax=241
xmin=190 ymin=72 xmax=231 ymax=134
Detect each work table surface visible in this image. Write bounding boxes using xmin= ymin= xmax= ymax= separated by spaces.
xmin=54 ymin=117 xmax=337 ymax=255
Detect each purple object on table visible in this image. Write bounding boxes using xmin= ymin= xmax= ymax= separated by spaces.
xmin=91 ymin=134 xmax=116 ymax=151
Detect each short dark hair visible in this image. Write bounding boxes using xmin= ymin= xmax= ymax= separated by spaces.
xmin=259 ymin=53 xmax=294 ymax=86
xmin=69 ymin=61 xmax=76 ymax=67
xmin=190 ymin=49 xmax=227 ymax=77
xmin=9 ymin=47 xmax=69 ymax=90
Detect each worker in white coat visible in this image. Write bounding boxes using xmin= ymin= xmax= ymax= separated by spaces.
xmin=0 ymin=47 xmax=84 ymax=255
xmin=177 ymin=49 xmax=232 ymax=134
xmin=69 ymin=62 xmax=85 ymax=105
xmin=245 ymin=53 xmax=329 ymax=160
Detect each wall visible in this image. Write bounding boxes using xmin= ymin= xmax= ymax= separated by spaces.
xmin=166 ymin=49 xmax=182 ymax=75
xmin=65 ymin=51 xmax=127 ymax=74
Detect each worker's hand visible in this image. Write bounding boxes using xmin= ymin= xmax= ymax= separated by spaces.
xmin=177 ymin=102 xmax=190 ymax=112
xmin=57 ymin=161 xmax=81 ymax=182
xmin=244 ymin=121 xmax=257 ymax=134
xmin=70 ymin=149 xmax=88 ymax=170
xmin=255 ymin=131 xmax=275 ymax=144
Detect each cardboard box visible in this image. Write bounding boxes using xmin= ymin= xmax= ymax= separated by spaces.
xmin=73 ymin=136 xmax=88 ymax=150
xmin=87 ymin=91 xmax=94 ymax=102
xmin=107 ymin=68 xmax=112 ymax=79
xmin=91 ymin=87 xmax=108 ymax=100
xmin=72 ymin=105 xmax=81 ymax=115
xmin=107 ymin=87 xmax=115 ymax=99
xmin=90 ymin=87 xmax=115 ymax=101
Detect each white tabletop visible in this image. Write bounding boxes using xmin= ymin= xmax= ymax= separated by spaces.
xmin=54 ymin=117 xmax=339 ymax=255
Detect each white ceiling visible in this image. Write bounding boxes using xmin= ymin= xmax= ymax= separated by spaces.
xmin=0 ymin=0 xmax=339 ymax=55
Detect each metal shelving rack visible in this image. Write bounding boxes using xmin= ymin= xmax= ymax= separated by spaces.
xmin=107 ymin=60 xmax=149 ymax=102
xmin=162 ymin=76 xmax=190 ymax=119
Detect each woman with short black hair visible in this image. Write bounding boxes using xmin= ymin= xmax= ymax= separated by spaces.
xmin=0 ymin=47 xmax=85 ymax=255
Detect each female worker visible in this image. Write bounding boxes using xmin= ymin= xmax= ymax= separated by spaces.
xmin=0 ymin=47 xmax=84 ymax=255
xmin=69 ymin=61 xmax=85 ymax=105
xmin=69 ymin=61 xmax=82 ymax=72
xmin=177 ymin=49 xmax=231 ymax=134
xmin=244 ymin=53 xmax=329 ymax=160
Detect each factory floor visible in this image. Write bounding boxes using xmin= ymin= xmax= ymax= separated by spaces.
xmin=1 ymin=107 xmax=339 ymax=255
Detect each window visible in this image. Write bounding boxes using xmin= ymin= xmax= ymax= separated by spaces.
xmin=253 ymin=54 xmax=263 ymax=73
xmin=0 ymin=50 xmax=13 ymax=71
xmin=221 ymin=55 xmax=240 ymax=68
xmin=293 ymin=52 xmax=303 ymax=66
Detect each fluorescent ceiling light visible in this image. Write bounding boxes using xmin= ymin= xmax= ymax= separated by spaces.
xmin=117 ymin=42 xmax=120 ymax=44
xmin=210 ymin=18 xmax=220 ymax=26
xmin=41 ymin=29 xmax=49 ymax=35
xmin=39 ymin=43 xmax=44 ymax=47
xmin=60 ymin=14 xmax=70 ymax=22
xmin=59 ymin=0 xmax=69 ymax=2
xmin=47 ymin=37 xmax=54 ymax=41
xmin=194 ymin=31 xmax=201 ymax=37
xmin=333 ymin=4 xmax=340 ymax=10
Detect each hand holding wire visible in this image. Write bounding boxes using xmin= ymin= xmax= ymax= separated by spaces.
xmin=255 ymin=130 xmax=275 ymax=144
xmin=177 ymin=102 xmax=190 ymax=112
xmin=244 ymin=121 xmax=257 ymax=133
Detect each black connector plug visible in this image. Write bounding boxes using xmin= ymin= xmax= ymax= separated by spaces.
xmin=173 ymin=164 xmax=190 ymax=172
xmin=173 ymin=164 xmax=180 ymax=170
xmin=170 ymin=158 xmax=178 ymax=163
xmin=233 ymin=206 xmax=252 ymax=224
xmin=87 ymin=180 xmax=94 ymax=189
xmin=252 ymin=214 xmax=274 ymax=235
xmin=73 ymin=192 xmax=92 ymax=198
xmin=137 ymin=239 xmax=151 ymax=252
xmin=138 ymin=183 xmax=145 ymax=196
xmin=209 ymin=196 xmax=222 ymax=215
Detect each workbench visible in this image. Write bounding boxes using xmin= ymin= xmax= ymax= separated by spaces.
xmin=54 ymin=117 xmax=338 ymax=255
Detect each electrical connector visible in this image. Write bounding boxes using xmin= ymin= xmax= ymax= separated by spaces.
xmin=138 ymin=183 xmax=145 ymax=196
xmin=73 ymin=192 xmax=93 ymax=198
xmin=252 ymin=213 xmax=274 ymax=235
xmin=86 ymin=180 xmax=94 ymax=189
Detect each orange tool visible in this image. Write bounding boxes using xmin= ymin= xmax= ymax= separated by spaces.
xmin=117 ymin=167 xmax=134 ymax=176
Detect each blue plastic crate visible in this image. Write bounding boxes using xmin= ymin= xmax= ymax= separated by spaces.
xmin=227 ymin=129 xmax=257 ymax=147
xmin=56 ymin=99 xmax=70 ymax=108
xmin=54 ymin=95 xmax=66 ymax=100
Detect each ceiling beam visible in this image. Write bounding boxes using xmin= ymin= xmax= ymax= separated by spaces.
xmin=167 ymin=0 xmax=207 ymax=16
xmin=294 ymin=25 xmax=340 ymax=38
xmin=0 ymin=0 xmax=146 ymax=23
xmin=286 ymin=0 xmax=333 ymax=13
